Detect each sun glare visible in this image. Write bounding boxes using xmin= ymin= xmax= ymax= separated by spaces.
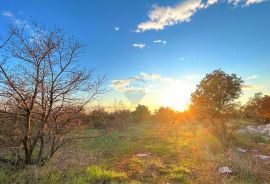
xmin=161 ymin=85 xmax=191 ymax=112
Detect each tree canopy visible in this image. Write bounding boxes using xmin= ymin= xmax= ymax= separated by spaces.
xmin=190 ymin=69 xmax=244 ymax=117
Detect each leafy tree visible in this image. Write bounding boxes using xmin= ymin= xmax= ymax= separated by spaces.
xmin=244 ymin=93 xmax=270 ymax=123
xmin=191 ymin=69 xmax=243 ymax=118
xmin=190 ymin=69 xmax=244 ymax=143
xmin=154 ymin=107 xmax=176 ymax=122
xmin=132 ymin=104 xmax=151 ymax=123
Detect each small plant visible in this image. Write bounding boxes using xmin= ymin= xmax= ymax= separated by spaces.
xmin=86 ymin=165 xmax=126 ymax=183
xmin=0 ymin=168 xmax=7 ymax=183
xmin=169 ymin=173 xmax=190 ymax=184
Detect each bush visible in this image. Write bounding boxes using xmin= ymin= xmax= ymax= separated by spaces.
xmin=88 ymin=108 xmax=111 ymax=128
xmin=132 ymin=105 xmax=151 ymax=123
xmin=154 ymin=107 xmax=176 ymax=122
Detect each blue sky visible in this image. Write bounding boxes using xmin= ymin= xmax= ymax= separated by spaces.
xmin=1 ymin=0 xmax=270 ymax=110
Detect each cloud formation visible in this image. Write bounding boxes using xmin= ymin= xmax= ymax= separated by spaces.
xmin=2 ymin=10 xmax=29 ymax=27
xmin=246 ymin=75 xmax=259 ymax=80
xmin=229 ymin=0 xmax=265 ymax=6
xmin=153 ymin=40 xmax=167 ymax=44
xmin=111 ymin=72 xmax=182 ymax=93
xmin=136 ymin=0 xmax=203 ymax=32
xmin=114 ymin=27 xmax=120 ymax=31
xmin=2 ymin=11 xmax=13 ymax=17
xmin=132 ymin=43 xmax=146 ymax=48
xmin=136 ymin=0 xmax=266 ymax=32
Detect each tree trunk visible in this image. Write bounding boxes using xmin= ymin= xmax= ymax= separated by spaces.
xmin=37 ymin=136 xmax=44 ymax=163
xmin=23 ymin=137 xmax=31 ymax=164
xmin=23 ymin=112 xmax=32 ymax=164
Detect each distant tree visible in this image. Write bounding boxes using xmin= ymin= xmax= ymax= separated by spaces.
xmin=0 ymin=23 xmax=105 ymax=164
xmin=260 ymin=96 xmax=270 ymax=123
xmin=154 ymin=107 xmax=176 ymax=122
xmin=244 ymin=93 xmax=270 ymax=123
xmin=88 ymin=108 xmax=110 ymax=128
xmin=112 ymin=109 xmax=131 ymax=131
xmin=190 ymin=69 xmax=244 ymax=143
xmin=132 ymin=104 xmax=151 ymax=123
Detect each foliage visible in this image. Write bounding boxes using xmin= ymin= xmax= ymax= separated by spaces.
xmin=132 ymin=104 xmax=151 ymax=123
xmin=190 ymin=69 xmax=243 ymax=117
xmin=88 ymin=108 xmax=111 ymax=128
xmin=88 ymin=108 xmax=131 ymax=132
xmin=190 ymin=69 xmax=243 ymax=144
xmin=244 ymin=93 xmax=270 ymax=123
xmin=154 ymin=107 xmax=176 ymax=122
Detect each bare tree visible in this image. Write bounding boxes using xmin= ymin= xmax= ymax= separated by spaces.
xmin=0 ymin=23 xmax=105 ymax=165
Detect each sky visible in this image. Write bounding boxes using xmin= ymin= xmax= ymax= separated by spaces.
xmin=0 ymin=0 xmax=270 ymax=111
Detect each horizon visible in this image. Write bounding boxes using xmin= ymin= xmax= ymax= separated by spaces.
xmin=1 ymin=0 xmax=270 ymax=111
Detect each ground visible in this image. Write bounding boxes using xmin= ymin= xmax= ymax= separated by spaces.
xmin=0 ymin=120 xmax=270 ymax=184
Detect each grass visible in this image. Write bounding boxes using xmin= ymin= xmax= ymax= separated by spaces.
xmin=0 ymin=120 xmax=270 ymax=183
xmin=85 ymin=165 xmax=126 ymax=183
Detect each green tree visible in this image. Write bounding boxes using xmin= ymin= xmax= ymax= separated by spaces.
xmin=190 ymin=69 xmax=244 ymax=143
xmin=132 ymin=104 xmax=151 ymax=123
xmin=154 ymin=107 xmax=176 ymax=122
xmin=244 ymin=93 xmax=270 ymax=123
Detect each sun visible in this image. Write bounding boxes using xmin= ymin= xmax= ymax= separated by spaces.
xmin=161 ymin=85 xmax=191 ymax=112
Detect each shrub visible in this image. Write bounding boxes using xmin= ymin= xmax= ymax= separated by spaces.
xmin=154 ymin=107 xmax=176 ymax=122
xmin=132 ymin=105 xmax=151 ymax=123
xmin=88 ymin=108 xmax=111 ymax=128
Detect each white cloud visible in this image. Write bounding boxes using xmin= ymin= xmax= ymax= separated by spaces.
xmin=132 ymin=43 xmax=145 ymax=49
xmin=136 ymin=0 xmax=208 ymax=32
xmin=246 ymin=75 xmax=259 ymax=80
xmin=136 ymin=0 xmax=266 ymax=32
xmin=111 ymin=72 xmax=179 ymax=92
xmin=153 ymin=40 xmax=167 ymax=44
xmin=180 ymin=57 xmax=185 ymax=61
xmin=111 ymin=73 xmax=152 ymax=92
xmin=111 ymin=79 xmax=131 ymax=91
xmin=140 ymin=72 xmax=162 ymax=80
xmin=227 ymin=0 xmax=266 ymax=6
xmin=2 ymin=11 xmax=13 ymax=17
xmin=244 ymin=0 xmax=265 ymax=6
xmin=2 ymin=10 xmax=29 ymax=27
xmin=228 ymin=0 xmax=242 ymax=5
xmin=204 ymin=0 xmax=219 ymax=7
xmin=114 ymin=27 xmax=120 ymax=31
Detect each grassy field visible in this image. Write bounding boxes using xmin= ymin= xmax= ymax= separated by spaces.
xmin=1 ymin=121 xmax=270 ymax=184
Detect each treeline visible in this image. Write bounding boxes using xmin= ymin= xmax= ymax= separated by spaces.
xmin=84 ymin=105 xmax=193 ymax=130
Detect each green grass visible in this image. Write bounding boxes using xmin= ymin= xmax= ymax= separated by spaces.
xmin=0 ymin=120 xmax=269 ymax=183
xmin=85 ymin=165 xmax=126 ymax=183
